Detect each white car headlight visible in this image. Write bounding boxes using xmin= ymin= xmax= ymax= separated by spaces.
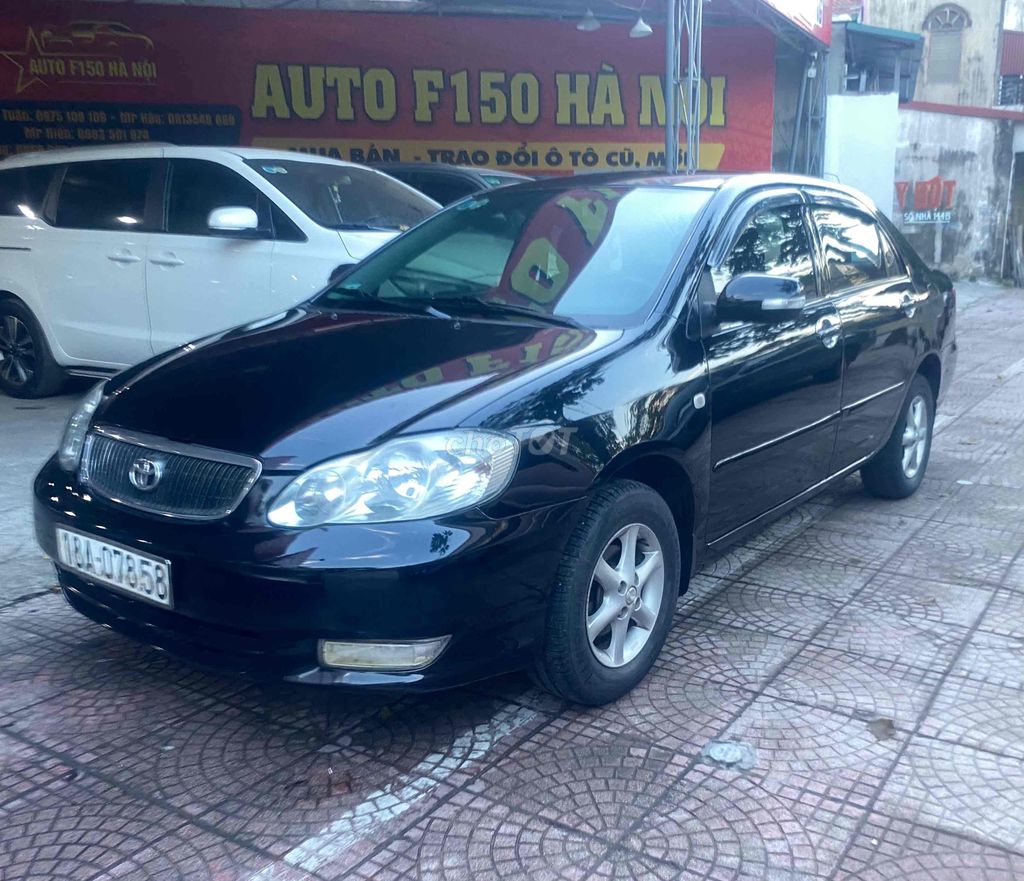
xmin=58 ymin=382 xmax=104 ymax=472
xmin=267 ymin=430 xmax=519 ymax=527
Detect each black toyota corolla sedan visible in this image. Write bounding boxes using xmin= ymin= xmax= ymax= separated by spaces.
xmin=34 ymin=173 xmax=957 ymax=705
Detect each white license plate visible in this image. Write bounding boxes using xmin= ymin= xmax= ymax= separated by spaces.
xmin=56 ymin=528 xmax=173 ymax=608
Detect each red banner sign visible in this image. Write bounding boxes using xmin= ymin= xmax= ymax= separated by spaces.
xmin=0 ymin=1 xmax=776 ymax=173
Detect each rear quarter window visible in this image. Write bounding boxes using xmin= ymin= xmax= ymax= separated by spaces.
xmin=0 ymin=165 xmax=55 ymax=218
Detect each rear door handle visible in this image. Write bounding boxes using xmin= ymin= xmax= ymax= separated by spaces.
xmin=149 ymin=254 xmax=185 ymax=267
xmin=107 ymin=251 xmax=141 ymax=265
xmin=815 ymin=315 xmax=841 ymax=349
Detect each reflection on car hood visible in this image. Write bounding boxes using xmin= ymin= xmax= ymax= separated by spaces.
xmin=98 ymin=308 xmax=608 ymax=469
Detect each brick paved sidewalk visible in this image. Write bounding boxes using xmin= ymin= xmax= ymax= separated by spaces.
xmin=1 ymin=283 xmax=1022 ymax=880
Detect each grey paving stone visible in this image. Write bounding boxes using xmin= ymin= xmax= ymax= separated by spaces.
xmin=657 ymin=618 xmax=803 ymax=691
xmin=886 ymin=523 xmax=1022 ymax=587
xmin=468 ymin=713 xmax=692 ymax=839
xmin=876 ymin=736 xmax=1024 ymax=853
xmin=719 ymin=697 xmax=903 ymax=802
xmin=729 ymin=550 xmax=876 ymax=602
xmin=978 ymin=589 xmax=1024 ymax=638
xmin=950 ymin=629 xmax=1024 ymax=691
xmin=933 ymin=481 xmax=1024 ymax=532
xmin=764 ymin=645 xmax=942 ymax=727
xmin=919 ymin=676 xmax=1024 ymax=759
xmin=0 ymin=771 xmax=315 ymax=881
xmin=814 ymin=607 xmax=968 ymax=671
xmin=600 ymin=674 xmax=751 ymax=755
xmin=346 ymin=790 xmax=604 ymax=881
xmin=623 ymin=763 xmax=852 ymax=880
xmin=855 ymin=572 xmax=991 ymax=628
xmin=834 ymin=811 xmax=1024 ymax=880
xmin=781 ymin=525 xmax=904 ymax=569
xmin=689 ymin=581 xmax=842 ymax=641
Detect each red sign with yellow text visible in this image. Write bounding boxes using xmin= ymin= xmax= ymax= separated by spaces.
xmin=0 ymin=1 xmax=775 ymax=172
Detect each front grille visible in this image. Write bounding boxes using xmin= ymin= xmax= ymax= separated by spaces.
xmin=81 ymin=428 xmax=261 ymax=520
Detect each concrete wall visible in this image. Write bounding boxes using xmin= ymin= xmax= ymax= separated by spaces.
xmin=1007 ymin=0 xmax=1024 ymax=31
xmin=895 ymin=107 xmax=1014 ymax=277
xmin=864 ymin=0 xmax=1004 ymax=106
xmin=823 ymin=92 xmax=899 ymax=214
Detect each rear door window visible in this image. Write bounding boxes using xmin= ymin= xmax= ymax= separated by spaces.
xmin=166 ymin=159 xmax=268 ymax=237
xmin=0 ymin=165 xmax=55 ymax=218
xmin=811 ymin=207 xmax=887 ymax=293
xmin=55 ymin=159 xmax=158 ymax=230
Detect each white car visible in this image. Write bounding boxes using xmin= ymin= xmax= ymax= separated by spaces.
xmin=0 ymin=145 xmax=438 ymax=397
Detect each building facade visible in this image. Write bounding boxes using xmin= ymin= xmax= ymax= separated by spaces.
xmin=830 ymin=0 xmax=1022 ymax=279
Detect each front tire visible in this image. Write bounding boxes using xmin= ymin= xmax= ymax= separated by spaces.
xmin=531 ymin=480 xmax=680 ymax=705
xmin=860 ymin=374 xmax=934 ymax=499
xmin=0 ymin=300 xmax=64 ymax=398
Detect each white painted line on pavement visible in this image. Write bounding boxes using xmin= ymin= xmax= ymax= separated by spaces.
xmin=246 ymin=703 xmax=538 ymax=879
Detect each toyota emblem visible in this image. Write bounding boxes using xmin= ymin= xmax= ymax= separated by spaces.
xmin=128 ymin=456 xmax=164 ymax=492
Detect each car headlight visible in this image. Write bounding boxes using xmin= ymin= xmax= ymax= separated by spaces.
xmin=267 ymin=429 xmax=519 ymax=527
xmin=57 ymin=382 xmax=104 ymax=472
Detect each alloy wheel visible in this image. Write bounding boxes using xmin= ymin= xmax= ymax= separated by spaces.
xmin=586 ymin=522 xmax=665 ymax=668
xmin=0 ymin=315 xmax=35 ymax=388
xmin=901 ymin=394 xmax=928 ymax=479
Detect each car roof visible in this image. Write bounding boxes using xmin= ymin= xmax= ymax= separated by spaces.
xmin=0 ymin=145 xmax=365 ymax=170
xmin=371 ymin=162 xmax=530 ymax=180
xmin=372 ymin=162 xmax=481 ymax=176
xmin=511 ymin=171 xmax=877 ymax=211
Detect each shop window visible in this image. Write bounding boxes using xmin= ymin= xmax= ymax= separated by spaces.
xmin=924 ymin=4 xmax=970 ymax=84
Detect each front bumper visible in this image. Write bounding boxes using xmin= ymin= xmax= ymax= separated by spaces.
xmin=34 ymin=456 xmax=583 ymax=690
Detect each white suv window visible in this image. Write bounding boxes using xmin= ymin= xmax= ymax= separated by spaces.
xmin=55 ymin=159 xmax=157 ymax=231
xmin=0 ymin=166 xmax=55 ymax=218
xmin=166 ymin=159 xmax=268 ymax=237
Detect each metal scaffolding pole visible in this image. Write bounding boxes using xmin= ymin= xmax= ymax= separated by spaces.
xmin=664 ymin=0 xmax=703 ymax=174
xmin=664 ymin=0 xmax=680 ymax=173
xmin=681 ymin=0 xmax=703 ymax=173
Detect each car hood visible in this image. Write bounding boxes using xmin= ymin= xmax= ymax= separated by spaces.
xmin=338 ymin=229 xmax=400 ymax=261
xmin=98 ymin=308 xmax=609 ymax=469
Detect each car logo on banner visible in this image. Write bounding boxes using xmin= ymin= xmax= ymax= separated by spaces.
xmin=128 ymin=456 xmax=164 ymax=492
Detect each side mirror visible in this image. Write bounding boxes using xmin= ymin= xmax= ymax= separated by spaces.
xmin=717 ymin=273 xmax=806 ymax=323
xmin=207 ymin=206 xmax=259 ymax=234
xmin=329 ymin=263 xmax=354 ymax=285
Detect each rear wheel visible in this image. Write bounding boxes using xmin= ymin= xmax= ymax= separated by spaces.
xmin=531 ymin=480 xmax=679 ymax=705
xmin=0 ymin=300 xmax=64 ymax=398
xmin=860 ymin=374 xmax=934 ymax=499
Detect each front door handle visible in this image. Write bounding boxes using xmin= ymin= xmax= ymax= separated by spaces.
xmin=900 ymin=292 xmax=917 ymax=317
xmin=107 ymin=250 xmax=141 ymax=265
xmin=150 ymin=254 xmax=185 ymax=267
xmin=815 ymin=315 xmax=841 ymax=350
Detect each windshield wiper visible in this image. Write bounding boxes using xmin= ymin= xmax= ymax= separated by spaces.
xmin=423 ymin=296 xmax=582 ymax=328
xmin=321 ymin=286 xmax=450 ymax=319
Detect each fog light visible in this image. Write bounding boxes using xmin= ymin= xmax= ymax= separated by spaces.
xmin=318 ymin=636 xmax=451 ymax=671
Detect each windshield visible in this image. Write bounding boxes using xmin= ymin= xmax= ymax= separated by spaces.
xmin=245 ymin=159 xmax=438 ymax=231
xmin=315 ymin=185 xmax=711 ymax=328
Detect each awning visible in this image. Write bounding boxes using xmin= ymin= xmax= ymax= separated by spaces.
xmin=840 ymin=20 xmax=922 ymax=102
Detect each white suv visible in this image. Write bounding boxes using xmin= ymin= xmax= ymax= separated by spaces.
xmin=0 ymin=145 xmax=438 ymax=397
